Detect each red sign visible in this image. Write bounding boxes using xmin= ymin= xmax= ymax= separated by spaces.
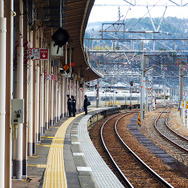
xmin=51 ymin=74 xmax=56 ymax=80
xmin=40 ymin=49 xmax=49 ymax=60
xmin=44 ymin=72 xmax=56 ymax=81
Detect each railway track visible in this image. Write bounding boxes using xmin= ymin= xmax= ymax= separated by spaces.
xmin=100 ymin=113 xmax=174 ymax=188
xmin=154 ymin=108 xmax=188 ymax=153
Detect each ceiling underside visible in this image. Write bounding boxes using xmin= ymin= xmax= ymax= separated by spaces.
xmin=34 ymin=0 xmax=101 ymax=81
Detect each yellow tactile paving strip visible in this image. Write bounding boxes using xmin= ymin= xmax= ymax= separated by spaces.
xmin=42 ymin=117 xmax=75 ymax=188
xmin=42 ymin=109 xmax=99 ymax=188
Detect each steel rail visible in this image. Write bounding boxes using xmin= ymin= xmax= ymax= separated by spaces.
xmin=100 ymin=113 xmax=134 ymax=188
xmin=114 ymin=114 xmax=174 ymax=188
xmin=154 ymin=107 xmax=188 ymax=153
xmin=100 ymin=112 xmax=174 ymax=188
xmin=165 ymin=111 xmax=188 ymax=142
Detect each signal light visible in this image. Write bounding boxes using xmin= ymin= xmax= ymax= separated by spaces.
xmin=52 ymin=27 xmax=70 ymax=47
xmin=130 ymin=81 xmax=133 ymax=86
xmin=95 ymin=84 xmax=98 ymax=90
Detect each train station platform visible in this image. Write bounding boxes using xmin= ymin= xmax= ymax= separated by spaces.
xmin=12 ymin=107 xmax=123 ymax=188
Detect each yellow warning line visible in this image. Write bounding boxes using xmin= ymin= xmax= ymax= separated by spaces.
xmin=27 ymin=164 xmax=36 ymax=167
xmin=42 ymin=112 xmax=81 ymax=187
xmin=28 ymin=164 xmax=46 ymax=168
xmin=41 ymin=136 xmax=55 ymax=139
xmin=43 ymin=118 xmax=73 ymax=188
xmin=42 ymin=109 xmax=99 ymax=188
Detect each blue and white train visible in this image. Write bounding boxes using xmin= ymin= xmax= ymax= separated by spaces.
xmin=85 ymin=90 xmax=140 ymax=107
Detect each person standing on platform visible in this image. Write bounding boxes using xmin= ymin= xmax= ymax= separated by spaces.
xmin=71 ymin=96 xmax=76 ymax=117
xmin=84 ymin=95 xmax=88 ymax=115
xmin=67 ymin=95 xmax=72 ymax=117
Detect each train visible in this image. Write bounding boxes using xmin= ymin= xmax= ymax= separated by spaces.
xmin=85 ymin=90 xmax=140 ymax=108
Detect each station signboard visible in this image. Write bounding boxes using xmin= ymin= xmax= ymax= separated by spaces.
xmin=29 ymin=48 xmax=49 ymax=60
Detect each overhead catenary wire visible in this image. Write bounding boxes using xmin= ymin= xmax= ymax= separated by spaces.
xmin=126 ymin=0 xmax=162 ymax=31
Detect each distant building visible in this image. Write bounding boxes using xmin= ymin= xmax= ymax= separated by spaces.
xmin=152 ymin=84 xmax=170 ymax=99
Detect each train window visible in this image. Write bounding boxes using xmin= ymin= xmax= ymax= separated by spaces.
xmin=101 ymin=96 xmax=112 ymax=100
xmin=88 ymin=96 xmax=96 ymax=101
xmin=116 ymin=97 xmax=124 ymax=100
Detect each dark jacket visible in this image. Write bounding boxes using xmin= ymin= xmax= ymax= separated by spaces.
xmin=67 ymin=97 xmax=71 ymax=109
xmin=84 ymin=97 xmax=88 ymax=108
xmin=72 ymin=98 xmax=76 ymax=109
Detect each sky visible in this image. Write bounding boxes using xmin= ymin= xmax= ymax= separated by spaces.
xmin=88 ymin=0 xmax=188 ymax=23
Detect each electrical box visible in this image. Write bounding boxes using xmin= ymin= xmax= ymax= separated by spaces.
xmin=12 ymin=99 xmax=24 ymax=124
xmin=51 ymin=41 xmax=63 ymax=57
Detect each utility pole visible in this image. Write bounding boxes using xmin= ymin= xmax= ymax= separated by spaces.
xmin=146 ymin=83 xmax=148 ymax=113
xmin=162 ymin=64 xmax=166 ymax=106
xmin=96 ymin=80 xmax=99 ymax=108
xmin=163 ymin=81 xmax=166 ymax=106
xmin=113 ymin=86 xmax=115 ymax=107
xmin=140 ymin=48 xmax=146 ymax=121
xmin=179 ymin=62 xmax=183 ymax=116
xmin=130 ymin=81 xmax=133 ymax=110
xmin=147 ymin=68 xmax=153 ymax=112
xmin=105 ymin=86 xmax=107 ymax=106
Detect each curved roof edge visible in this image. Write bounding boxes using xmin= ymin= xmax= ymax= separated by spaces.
xmin=84 ymin=46 xmax=104 ymax=78
xmin=79 ymin=0 xmax=103 ymax=81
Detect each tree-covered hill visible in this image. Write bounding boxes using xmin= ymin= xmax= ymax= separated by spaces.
xmin=85 ymin=17 xmax=188 ymax=50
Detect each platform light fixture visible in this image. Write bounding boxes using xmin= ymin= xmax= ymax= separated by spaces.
xmin=52 ymin=27 xmax=70 ymax=53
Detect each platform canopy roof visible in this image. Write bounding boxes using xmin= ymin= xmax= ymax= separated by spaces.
xmin=33 ymin=0 xmax=102 ymax=81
